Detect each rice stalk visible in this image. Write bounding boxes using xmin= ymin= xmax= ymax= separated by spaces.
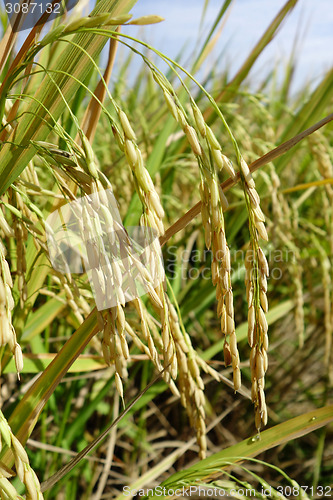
xmin=241 ymin=158 xmax=269 ymax=431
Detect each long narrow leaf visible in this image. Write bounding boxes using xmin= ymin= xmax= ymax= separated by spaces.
xmin=0 ymin=0 xmax=137 ymax=195
xmin=159 ymin=405 xmax=333 ymax=492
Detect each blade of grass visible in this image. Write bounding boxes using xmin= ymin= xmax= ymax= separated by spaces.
xmin=0 ymin=0 xmax=137 ymax=196
xmin=3 ymin=353 xmax=107 ymax=373
xmin=21 ymin=295 xmax=66 ymax=342
xmin=204 ymin=0 xmax=299 ymax=115
xmin=159 ymin=405 xmax=333 ymax=492
xmin=275 ymin=68 xmax=333 ymax=174
xmin=80 ymin=26 xmax=121 ymax=142
xmin=192 ymin=0 xmax=233 ymax=73
xmin=40 ymin=367 xmax=166 ymax=492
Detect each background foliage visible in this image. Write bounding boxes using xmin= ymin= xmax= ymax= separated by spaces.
xmin=0 ymin=0 xmax=332 ymax=498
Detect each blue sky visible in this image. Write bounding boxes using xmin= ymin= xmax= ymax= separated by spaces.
xmin=120 ymin=0 xmax=333 ymax=92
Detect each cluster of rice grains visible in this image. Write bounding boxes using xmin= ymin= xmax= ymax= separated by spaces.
xmin=0 ymin=200 xmax=44 ymax=498
xmin=191 ymin=104 xmax=242 ymax=394
xmin=156 ymin=74 xmax=271 ymax=436
xmin=164 ymin=86 xmax=242 ymax=381
xmin=0 ymin=409 xmax=44 ymax=499
xmin=241 ymin=159 xmax=269 ymax=431
xmin=192 ymin=108 xmax=270 ymax=432
xmin=34 ymin=115 xmax=210 ymax=458
xmin=166 ymin=298 xmax=214 ymax=459
xmin=309 ymin=133 xmax=333 ymax=370
xmin=111 ymin=106 xmax=213 ymax=458
xmin=114 ymin=106 xmax=165 ymax=236
xmin=0 ymin=217 xmax=23 ymax=374
xmin=159 ymin=77 xmax=242 ymax=389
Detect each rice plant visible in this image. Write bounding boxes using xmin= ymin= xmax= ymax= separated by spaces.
xmin=0 ymin=0 xmax=332 ymax=498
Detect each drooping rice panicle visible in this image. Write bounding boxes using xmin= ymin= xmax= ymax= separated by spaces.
xmin=241 ymin=157 xmax=269 ymax=431
xmin=312 ymin=238 xmax=332 ymax=368
xmin=114 ymin=106 xmax=165 ymax=236
xmin=151 ymin=78 xmax=241 ymax=392
xmin=0 ymin=211 xmax=23 ymax=377
xmin=194 ymin=117 xmax=240 ymax=392
xmin=0 ymin=410 xmax=44 ymax=499
xmin=166 ymin=298 xmax=207 ymax=459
